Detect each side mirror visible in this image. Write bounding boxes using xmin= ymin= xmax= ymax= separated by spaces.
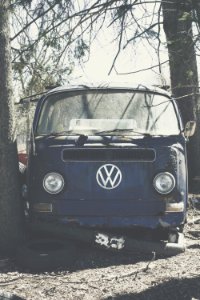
xmin=184 ymin=121 xmax=196 ymax=138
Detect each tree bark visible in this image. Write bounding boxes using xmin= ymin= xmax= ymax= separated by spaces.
xmin=161 ymin=0 xmax=200 ymax=191
xmin=0 ymin=1 xmax=24 ymax=254
xmin=192 ymin=0 xmax=200 ymax=26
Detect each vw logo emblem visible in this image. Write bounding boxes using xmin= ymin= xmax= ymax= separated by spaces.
xmin=96 ymin=164 xmax=122 ymax=190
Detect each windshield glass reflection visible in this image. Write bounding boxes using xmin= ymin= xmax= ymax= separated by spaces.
xmin=37 ymin=91 xmax=180 ymax=136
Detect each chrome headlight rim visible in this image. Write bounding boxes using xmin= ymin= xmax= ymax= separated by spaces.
xmin=43 ymin=172 xmax=65 ymax=194
xmin=153 ymin=172 xmax=176 ymax=195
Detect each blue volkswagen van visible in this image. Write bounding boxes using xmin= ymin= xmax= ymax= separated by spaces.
xmin=26 ymin=83 xmax=195 ymax=248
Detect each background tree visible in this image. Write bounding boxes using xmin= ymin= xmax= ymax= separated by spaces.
xmin=0 ymin=0 xmax=24 ymax=253
xmin=11 ymin=0 xmax=89 ymax=96
xmin=11 ymin=0 xmax=200 ymax=189
xmin=162 ymin=0 xmax=200 ymax=189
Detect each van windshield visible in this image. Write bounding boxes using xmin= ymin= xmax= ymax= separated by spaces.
xmin=36 ymin=90 xmax=180 ymax=136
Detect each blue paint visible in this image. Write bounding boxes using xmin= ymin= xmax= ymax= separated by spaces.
xmin=27 ymin=84 xmax=187 ymax=233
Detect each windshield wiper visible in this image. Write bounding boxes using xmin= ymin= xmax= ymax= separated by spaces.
xmin=38 ymin=131 xmax=89 ymax=146
xmin=95 ymin=129 xmax=152 ymax=137
xmin=39 ymin=130 xmax=85 ymax=137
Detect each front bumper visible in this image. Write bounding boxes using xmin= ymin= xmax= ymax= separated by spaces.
xmin=30 ymin=210 xmax=185 ymax=230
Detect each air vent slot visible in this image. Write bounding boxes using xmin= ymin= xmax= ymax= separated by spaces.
xmin=62 ymin=148 xmax=155 ymax=162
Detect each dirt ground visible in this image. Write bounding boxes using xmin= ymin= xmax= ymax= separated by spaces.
xmin=0 ymin=197 xmax=200 ymax=300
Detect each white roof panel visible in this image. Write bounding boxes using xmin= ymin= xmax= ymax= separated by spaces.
xmin=46 ymin=82 xmax=171 ymax=97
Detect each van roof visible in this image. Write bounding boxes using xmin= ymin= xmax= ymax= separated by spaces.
xmin=46 ymin=82 xmax=171 ymax=97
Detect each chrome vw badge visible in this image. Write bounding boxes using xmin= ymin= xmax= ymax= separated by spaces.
xmin=96 ymin=164 xmax=122 ymax=190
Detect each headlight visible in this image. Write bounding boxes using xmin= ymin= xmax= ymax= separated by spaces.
xmin=153 ymin=172 xmax=175 ymax=194
xmin=43 ymin=172 xmax=64 ymax=194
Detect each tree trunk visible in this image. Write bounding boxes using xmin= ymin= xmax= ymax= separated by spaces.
xmin=161 ymin=0 xmax=200 ymax=191
xmin=0 ymin=1 xmax=24 ymax=254
xmin=192 ymin=0 xmax=200 ymax=25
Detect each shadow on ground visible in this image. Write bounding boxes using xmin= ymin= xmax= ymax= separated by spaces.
xmin=105 ymin=276 xmax=200 ymax=300
xmin=0 ymin=241 xmax=157 ymax=275
xmin=71 ymin=243 xmax=155 ymax=271
xmin=0 ymin=226 xmax=183 ymax=274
